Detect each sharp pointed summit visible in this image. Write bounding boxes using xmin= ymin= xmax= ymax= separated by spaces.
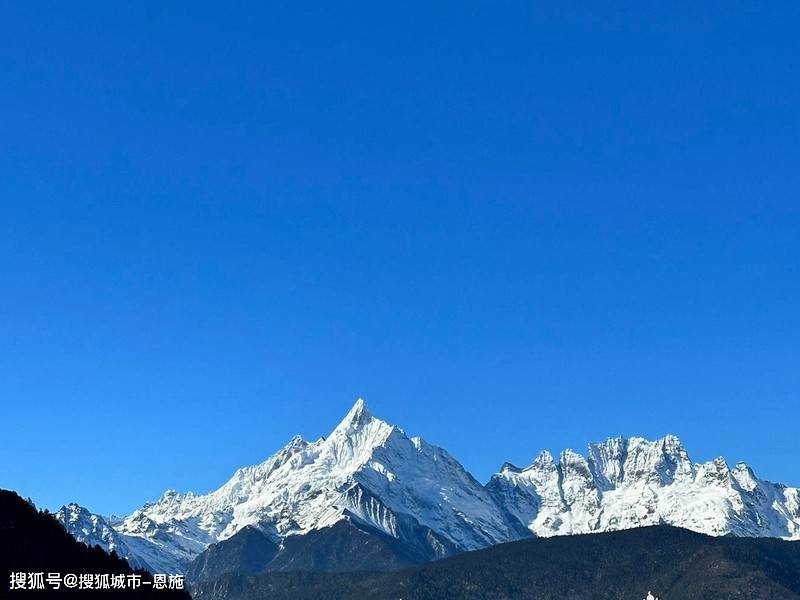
xmin=351 ymin=396 xmax=368 ymax=415
xmin=332 ymin=397 xmax=375 ymax=433
xmin=59 ymin=397 xmax=519 ymax=574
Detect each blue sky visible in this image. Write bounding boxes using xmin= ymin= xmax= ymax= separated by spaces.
xmin=1 ymin=2 xmax=798 ymax=515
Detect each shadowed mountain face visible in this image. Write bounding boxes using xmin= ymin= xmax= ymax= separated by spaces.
xmin=0 ymin=489 xmax=191 ymax=599
xmin=186 ymin=518 xmax=459 ymax=585
xmin=189 ymin=526 xmax=800 ymax=600
xmin=186 ymin=526 xmax=278 ymax=584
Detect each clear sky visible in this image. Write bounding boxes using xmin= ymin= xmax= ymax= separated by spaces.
xmin=2 ymin=2 xmax=798 ymax=516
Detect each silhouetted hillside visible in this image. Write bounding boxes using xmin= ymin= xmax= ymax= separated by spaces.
xmin=186 ymin=518 xmax=457 ymax=585
xmin=0 ymin=489 xmax=191 ymax=598
xmin=190 ymin=525 xmax=800 ymax=600
xmin=186 ymin=526 xmax=279 ymax=585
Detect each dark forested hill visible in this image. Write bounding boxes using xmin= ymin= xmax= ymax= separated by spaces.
xmin=0 ymin=489 xmax=191 ymax=599
xmin=186 ymin=518 xmax=458 ymax=585
xmin=190 ymin=525 xmax=800 ymax=600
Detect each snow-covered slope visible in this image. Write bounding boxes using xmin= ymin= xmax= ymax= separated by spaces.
xmin=55 ymin=504 xmax=127 ymax=558
xmin=60 ymin=400 xmax=520 ymax=573
xmin=53 ymin=503 xmax=169 ymax=572
xmin=487 ymin=434 xmax=800 ymax=540
xmin=57 ymin=402 xmax=800 ymax=576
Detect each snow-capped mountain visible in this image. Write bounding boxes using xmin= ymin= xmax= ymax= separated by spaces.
xmin=54 ymin=504 xmax=128 ymax=561
xmin=53 ymin=503 xmax=156 ymax=572
xmin=57 ymin=400 xmax=800 ymax=577
xmin=59 ymin=399 xmax=522 ymax=573
xmin=54 ymin=502 xmax=195 ymax=574
xmin=487 ymin=434 xmax=800 ymax=540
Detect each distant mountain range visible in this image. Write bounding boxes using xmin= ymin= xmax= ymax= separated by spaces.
xmin=55 ymin=399 xmax=800 ymax=579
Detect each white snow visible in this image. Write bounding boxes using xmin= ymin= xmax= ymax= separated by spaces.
xmin=56 ymin=400 xmax=800 ymax=575
xmin=488 ymin=434 xmax=800 ymax=540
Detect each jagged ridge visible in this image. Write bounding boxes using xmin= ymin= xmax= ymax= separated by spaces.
xmin=488 ymin=434 xmax=800 ymax=540
xmin=56 ymin=400 xmax=800 ymax=576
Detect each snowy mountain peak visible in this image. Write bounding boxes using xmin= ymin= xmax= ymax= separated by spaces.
xmin=58 ymin=502 xmax=95 ymax=524
xmin=584 ymin=434 xmax=694 ymax=488
xmin=60 ymin=398 xmax=518 ymax=574
xmin=324 ymin=399 xmax=395 ymax=469
xmin=732 ymin=462 xmax=758 ymax=492
xmin=332 ymin=397 xmax=373 ymax=434
xmin=532 ymin=450 xmax=555 ymax=467
xmin=560 ymin=448 xmax=586 ymax=464
xmin=54 ymin=503 xmax=156 ymax=572
xmin=158 ymin=490 xmax=183 ymax=502
xmin=287 ymin=433 xmax=306 ymax=446
xmin=490 ymin=434 xmax=800 ymax=540
xmin=661 ymin=433 xmax=684 ymax=449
